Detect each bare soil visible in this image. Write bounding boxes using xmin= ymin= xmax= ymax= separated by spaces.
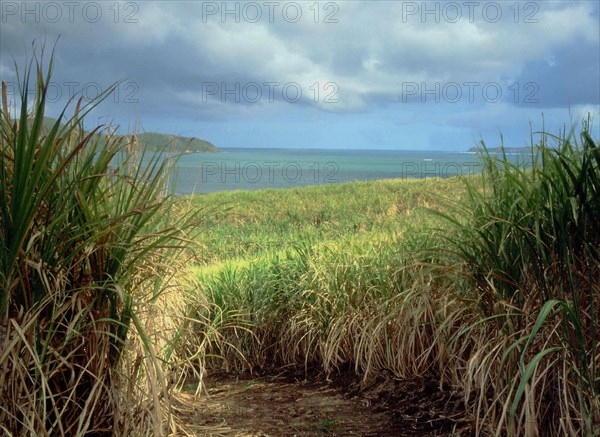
xmin=175 ymin=371 xmax=474 ymax=436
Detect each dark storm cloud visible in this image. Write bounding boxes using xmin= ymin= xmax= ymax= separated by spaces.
xmin=513 ymin=40 xmax=600 ymax=108
xmin=0 ymin=1 xmax=598 ymax=148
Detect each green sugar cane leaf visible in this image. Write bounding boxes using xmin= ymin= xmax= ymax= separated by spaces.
xmin=509 ymin=346 xmax=562 ymax=425
xmin=520 ymin=299 xmax=563 ymax=368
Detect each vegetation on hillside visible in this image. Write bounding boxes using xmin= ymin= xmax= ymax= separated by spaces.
xmin=137 ymin=132 xmax=218 ymax=153
xmin=189 ymin=177 xmax=468 ymax=264
xmin=27 ymin=116 xmax=219 ymax=153
xmin=467 ymin=144 xmax=536 ymax=153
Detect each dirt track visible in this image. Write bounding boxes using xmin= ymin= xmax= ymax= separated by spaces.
xmin=175 ymin=372 xmax=473 ymax=436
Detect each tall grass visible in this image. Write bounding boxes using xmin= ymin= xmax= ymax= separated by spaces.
xmin=0 ymin=44 xmax=199 ymax=435
xmin=186 ymin=176 xmax=465 ymax=383
xmin=191 ymin=228 xmax=452 ymax=376
xmin=441 ymin=120 xmax=599 ymax=435
xmin=190 ymin=177 xmax=465 ymax=264
xmin=186 ymin=120 xmax=598 ymax=436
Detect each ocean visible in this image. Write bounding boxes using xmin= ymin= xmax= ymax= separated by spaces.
xmin=171 ymin=148 xmax=525 ymax=195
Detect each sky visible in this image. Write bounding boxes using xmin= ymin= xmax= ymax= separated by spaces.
xmin=1 ymin=0 xmax=599 ymax=151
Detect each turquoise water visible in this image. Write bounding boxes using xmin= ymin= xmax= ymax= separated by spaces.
xmin=172 ymin=148 xmax=523 ymax=194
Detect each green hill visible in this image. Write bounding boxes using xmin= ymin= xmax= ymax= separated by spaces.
xmin=23 ymin=117 xmax=219 ymax=153
xmin=467 ymin=145 xmax=535 ymax=153
xmin=137 ymin=132 xmax=218 ymax=153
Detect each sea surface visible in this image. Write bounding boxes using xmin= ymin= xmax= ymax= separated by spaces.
xmin=171 ymin=148 xmax=528 ymax=195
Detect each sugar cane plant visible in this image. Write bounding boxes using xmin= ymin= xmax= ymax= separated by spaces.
xmin=0 ymin=43 xmax=199 ymax=436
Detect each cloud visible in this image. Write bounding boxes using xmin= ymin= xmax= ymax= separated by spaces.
xmin=0 ymin=1 xmax=598 ymax=149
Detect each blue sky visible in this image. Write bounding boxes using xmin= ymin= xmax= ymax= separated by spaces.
xmin=1 ymin=0 xmax=599 ymax=150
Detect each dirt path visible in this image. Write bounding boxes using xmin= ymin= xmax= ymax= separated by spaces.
xmin=175 ymin=373 xmax=473 ymax=436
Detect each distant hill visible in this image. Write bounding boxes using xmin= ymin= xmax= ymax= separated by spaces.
xmin=467 ymin=145 xmax=536 ymax=154
xmin=21 ymin=117 xmax=219 ymax=153
xmin=137 ymin=132 xmax=218 ymax=153
xmin=18 ymin=116 xmax=63 ymax=133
